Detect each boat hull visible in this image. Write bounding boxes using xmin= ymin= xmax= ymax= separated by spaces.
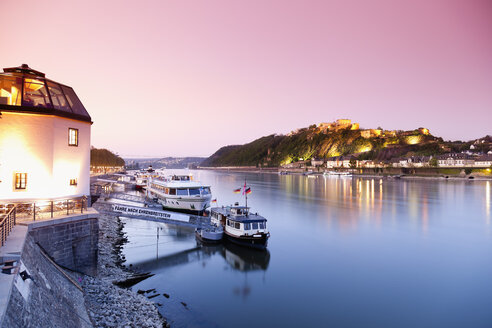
xmin=195 ymin=228 xmax=223 ymax=243
xmin=160 ymin=197 xmax=211 ymax=214
xmin=224 ymin=231 xmax=269 ymax=250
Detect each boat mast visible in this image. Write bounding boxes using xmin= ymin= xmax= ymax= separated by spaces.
xmin=244 ymin=179 xmax=248 ymax=208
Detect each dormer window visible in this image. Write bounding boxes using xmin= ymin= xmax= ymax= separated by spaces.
xmin=68 ymin=128 xmax=78 ymax=146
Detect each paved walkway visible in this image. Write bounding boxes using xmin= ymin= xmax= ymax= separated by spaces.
xmin=0 ymin=208 xmax=99 ymax=326
xmin=0 ymin=225 xmax=28 ymax=325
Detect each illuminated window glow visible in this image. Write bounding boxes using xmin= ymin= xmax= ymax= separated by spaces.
xmin=70 ymin=178 xmax=77 ymax=186
xmin=15 ymin=173 xmax=27 ymax=190
xmin=23 ymin=78 xmax=52 ymax=108
xmin=0 ymin=75 xmax=22 ymax=105
xmin=68 ymin=128 xmax=78 ymax=146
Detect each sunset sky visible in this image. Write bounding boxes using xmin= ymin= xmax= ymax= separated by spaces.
xmin=1 ymin=0 xmax=491 ymax=157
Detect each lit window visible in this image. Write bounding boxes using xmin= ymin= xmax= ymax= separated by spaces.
xmin=68 ymin=128 xmax=78 ymax=146
xmin=15 ymin=173 xmax=27 ymax=190
xmin=70 ymin=178 xmax=77 ymax=186
xmin=23 ymin=78 xmax=52 ymax=108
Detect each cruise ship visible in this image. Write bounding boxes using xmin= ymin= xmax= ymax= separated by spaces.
xmin=146 ymin=175 xmax=212 ymax=214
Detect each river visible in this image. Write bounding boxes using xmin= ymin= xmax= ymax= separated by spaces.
xmin=121 ymin=170 xmax=492 ymax=328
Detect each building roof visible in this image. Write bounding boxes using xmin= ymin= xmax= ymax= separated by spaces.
xmin=437 ymin=153 xmax=473 ymax=160
xmin=0 ymin=64 xmax=91 ymax=123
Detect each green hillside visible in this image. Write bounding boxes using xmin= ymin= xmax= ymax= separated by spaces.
xmin=201 ymin=124 xmax=444 ymax=167
xmin=90 ymin=147 xmax=125 ymax=167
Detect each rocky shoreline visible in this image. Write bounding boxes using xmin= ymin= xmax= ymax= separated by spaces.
xmin=78 ymin=202 xmax=168 ymax=328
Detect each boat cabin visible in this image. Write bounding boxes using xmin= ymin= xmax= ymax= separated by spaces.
xmin=226 ymin=218 xmax=267 ymax=235
xmin=211 ymin=206 xmax=268 ymax=236
xmin=171 ymin=175 xmax=192 ymax=181
xmin=150 ymin=182 xmax=211 ymax=197
xmin=230 ymin=206 xmax=249 ymax=216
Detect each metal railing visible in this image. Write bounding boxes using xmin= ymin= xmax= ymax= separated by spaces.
xmin=0 ymin=196 xmax=87 ymax=223
xmin=0 ymin=205 xmax=16 ymax=246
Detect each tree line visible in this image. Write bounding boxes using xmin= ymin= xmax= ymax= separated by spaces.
xmin=90 ymin=147 xmax=125 ymax=167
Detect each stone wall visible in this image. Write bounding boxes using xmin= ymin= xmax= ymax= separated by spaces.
xmin=1 ymin=236 xmax=92 ymax=328
xmin=29 ymin=218 xmax=98 ymax=276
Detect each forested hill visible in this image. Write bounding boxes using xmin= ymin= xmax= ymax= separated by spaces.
xmin=200 ymin=123 xmax=454 ymax=167
xmin=90 ymin=148 xmax=125 ymax=167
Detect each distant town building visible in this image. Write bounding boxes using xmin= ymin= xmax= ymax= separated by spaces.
xmin=394 ymin=156 xmax=431 ymax=168
xmin=383 ymin=130 xmax=397 ymax=137
xmin=0 ymin=64 xmax=91 ymax=202
xmin=310 ymin=158 xmax=324 ymax=167
xmin=418 ymin=128 xmax=430 ymax=135
xmin=474 ymin=155 xmax=492 ymax=167
xmin=361 ymin=129 xmax=382 ymax=139
xmin=318 ymin=119 xmax=359 ymax=132
xmin=437 ymin=154 xmax=475 ymax=167
xmin=326 ymin=156 xmax=358 ymax=168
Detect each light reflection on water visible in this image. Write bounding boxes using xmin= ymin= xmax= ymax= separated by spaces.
xmin=122 ymin=171 xmax=492 ymax=328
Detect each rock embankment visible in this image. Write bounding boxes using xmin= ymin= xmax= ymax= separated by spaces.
xmin=80 ymin=203 xmax=168 ymax=328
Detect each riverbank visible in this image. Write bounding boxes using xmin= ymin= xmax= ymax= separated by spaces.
xmin=199 ymin=166 xmax=492 ymax=180
xmin=80 ymin=202 xmax=168 ymax=328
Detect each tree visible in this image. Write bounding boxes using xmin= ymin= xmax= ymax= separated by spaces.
xmin=429 ymin=157 xmax=438 ymax=167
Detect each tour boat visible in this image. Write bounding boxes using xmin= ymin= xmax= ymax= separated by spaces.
xmin=211 ymin=205 xmax=270 ymax=250
xmin=146 ymin=174 xmax=212 ymax=214
xmin=323 ymin=171 xmax=352 ymax=177
xmin=135 ymin=166 xmax=160 ymax=190
xmin=195 ymin=225 xmax=223 ymax=243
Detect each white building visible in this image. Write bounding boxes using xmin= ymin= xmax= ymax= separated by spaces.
xmin=437 ymin=154 xmax=475 ymax=167
xmin=0 ymin=64 xmax=91 ymax=202
xmin=474 ymin=155 xmax=492 ymax=168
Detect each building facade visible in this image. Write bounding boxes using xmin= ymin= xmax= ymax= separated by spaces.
xmin=0 ymin=64 xmax=91 ymax=202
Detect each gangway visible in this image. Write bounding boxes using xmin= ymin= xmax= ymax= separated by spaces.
xmin=103 ymin=192 xmax=148 ymax=204
xmin=95 ymin=192 xmax=211 ymax=229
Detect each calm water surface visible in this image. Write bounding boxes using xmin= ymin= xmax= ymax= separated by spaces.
xmin=122 ymin=170 xmax=492 ymax=328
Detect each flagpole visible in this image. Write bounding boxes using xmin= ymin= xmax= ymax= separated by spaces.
xmin=244 ymin=179 xmax=247 ymax=208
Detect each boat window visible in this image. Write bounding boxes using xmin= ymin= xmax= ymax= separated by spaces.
xmin=169 ymin=188 xmax=176 ymax=195
xmin=234 ymin=222 xmax=240 ymax=229
xmin=164 ymin=188 xmax=169 ymax=194
xmin=252 ymin=222 xmax=258 ymax=230
xmin=177 ymin=189 xmax=188 ymax=196
xmin=189 ymin=188 xmax=200 ymax=196
xmin=259 ymin=222 xmax=265 ymax=229
xmin=243 ymin=223 xmax=251 ymax=230
xmin=200 ymin=187 xmax=211 ymax=195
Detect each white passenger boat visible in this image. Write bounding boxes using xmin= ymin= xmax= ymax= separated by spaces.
xmin=146 ymin=174 xmax=212 ymax=214
xmin=323 ymin=171 xmax=352 ymax=177
xmin=211 ymin=205 xmax=270 ymax=250
xmin=135 ymin=166 xmax=160 ymax=190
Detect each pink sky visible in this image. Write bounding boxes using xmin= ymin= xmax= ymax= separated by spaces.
xmin=1 ymin=0 xmax=491 ymax=157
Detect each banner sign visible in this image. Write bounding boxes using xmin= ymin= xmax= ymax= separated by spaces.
xmin=111 ymin=204 xmax=190 ymax=222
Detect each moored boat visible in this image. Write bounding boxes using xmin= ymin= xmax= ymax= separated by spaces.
xmin=146 ymin=174 xmax=212 ymax=214
xmin=211 ymin=205 xmax=270 ymax=250
xmin=135 ymin=166 xmax=160 ymax=190
xmin=195 ymin=225 xmax=223 ymax=243
xmin=323 ymin=171 xmax=352 ymax=177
